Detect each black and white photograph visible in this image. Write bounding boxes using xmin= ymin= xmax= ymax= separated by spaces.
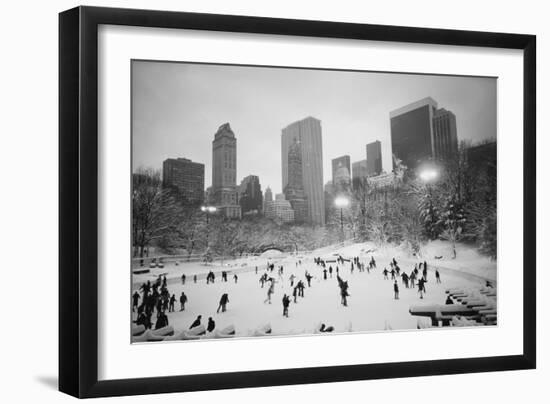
xmin=131 ymin=61 xmax=498 ymax=342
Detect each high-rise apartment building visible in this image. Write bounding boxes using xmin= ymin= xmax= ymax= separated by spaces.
xmin=366 ymin=140 xmax=382 ymax=176
xmin=211 ymin=123 xmax=241 ymax=218
xmin=281 ymin=117 xmax=325 ymax=225
xmin=352 ymin=159 xmax=368 ymax=189
xmin=390 ymin=97 xmax=458 ymax=170
xmin=239 ymin=175 xmax=263 ymax=215
xmin=433 ymin=109 xmax=459 ymax=160
xmin=162 ymin=158 xmax=204 ymax=206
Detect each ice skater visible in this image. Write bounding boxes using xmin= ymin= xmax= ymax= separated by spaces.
xmin=179 ymin=291 xmax=187 ymax=311
xmin=207 ymin=317 xmax=215 ymax=332
xmin=169 ymin=294 xmax=176 ymax=312
xmin=132 ymin=291 xmax=140 ymax=312
xmin=217 ymin=293 xmax=229 ymax=313
xmin=435 ymin=270 xmax=441 ymax=283
xmin=394 ymin=281 xmax=399 ymax=300
xmin=282 ymin=294 xmax=290 ymax=317
xmin=189 ymin=315 xmax=202 ymax=329
xmin=264 ymin=281 xmax=275 ymax=304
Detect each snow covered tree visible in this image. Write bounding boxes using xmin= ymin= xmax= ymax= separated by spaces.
xmin=132 ymin=168 xmax=178 ymax=258
xmin=438 ymin=196 xmax=466 ymax=259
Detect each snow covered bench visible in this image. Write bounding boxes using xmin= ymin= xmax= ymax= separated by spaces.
xmin=410 ymin=304 xmax=477 ymax=327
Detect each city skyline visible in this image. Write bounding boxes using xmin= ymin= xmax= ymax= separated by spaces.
xmin=132 ymin=61 xmax=496 ymax=195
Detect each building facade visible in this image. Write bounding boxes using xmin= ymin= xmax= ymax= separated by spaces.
xmin=366 ymin=140 xmax=382 ymax=176
xmin=211 ymin=123 xmax=241 ymax=218
xmin=162 ymin=158 xmax=205 ymax=206
xmin=264 ymin=193 xmax=295 ymax=223
xmin=283 ymin=139 xmax=308 ymax=222
xmin=331 ymin=155 xmax=351 ymax=185
xmin=352 ymin=159 xmax=368 ymax=190
xmin=239 ymin=175 xmax=263 ymax=215
xmin=281 ymin=117 xmax=325 ymax=225
xmin=433 ymin=108 xmax=459 ymax=160
xmin=390 ymin=97 xmax=458 ymax=171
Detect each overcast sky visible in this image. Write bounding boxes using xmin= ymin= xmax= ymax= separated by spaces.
xmin=132 ymin=61 xmax=496 ymax=195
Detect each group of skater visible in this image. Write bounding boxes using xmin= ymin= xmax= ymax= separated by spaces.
xmin=133 ymin=252 xmax=446 ymax=338
xmin=133 ymin=274 xmax=189 ymax=331
xmin=381 ymin=259 xmax=441 ymax=300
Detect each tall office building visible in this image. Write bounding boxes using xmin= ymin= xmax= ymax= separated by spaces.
xmin=284 ymin=139 xmax=308 ymax=222
xmin=366 ymin=141 xmax=382 ymax=176
xmin=390 ymin=97 xmax=458 ymax=170
xmin=331 ymin=155 xmax=351 ymax=185
xmin=211 ymin=123 xmax=241 ymax=218
xmin=162 ymin=158 xmax=205 ymax=206
xmin=263 ymin=186 xmax=273 ymax=214
xmin=433 ymin=109 xmax=459 ymax=160
xmin=352 ymin=159 xmax=368 ymax=189
xmin=281 ymin=117 xmax=325 ymax=225
xmin=239 ymin=175 xmax=263 ymax=215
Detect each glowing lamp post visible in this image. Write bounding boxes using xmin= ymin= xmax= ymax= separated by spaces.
xmin=334 ymin=196 xmax=349 ymax=238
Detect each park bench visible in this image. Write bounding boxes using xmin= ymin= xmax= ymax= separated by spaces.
xmin=410 ymin=304 xmax=477 ymax=327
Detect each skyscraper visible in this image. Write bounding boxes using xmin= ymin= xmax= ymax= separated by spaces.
xmin=263 ymin=186 xmax=273 ymax=214
xmin=433 ymin=108 xmax=459 ymax=160
xmin=211 ymin=123 xmax=241 ymax=218
xmin=284 ymin=139 xmax=308 ymax=223
xmin=352 ymin=159 xmax=368 ymax=189
xmin=366 ymin=140 xmax=382 ymax=176
xmin=239 ymin=175 xmax=263 ymax=215
xmin=331 ymin=155 xmax=351 ymax=185
xmin=281 ymin=117 xmax=325 ymax=226
xmin=162 ymin=158 xmax=205 ymax=206
xmin=390 ymin=97 xmax=458 ymax=170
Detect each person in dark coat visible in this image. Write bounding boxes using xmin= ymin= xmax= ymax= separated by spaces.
xmin=445 ymin=295 xmax=454 ymax=305
xmin=217 ymin=293 xmax=229 ymax=313
xmin=181 ymin=273 xmax=186 ymax=285
xmin=305 ymin=273 xmax=313 ymax=287
xmin=292 ymin=285 xmax=298 ymax=303
xmin=155 ymin=311 xmax=169 ymax=330
xmin=418 ymin=278 xmax=427 ymax=299
xmin=233 ymin=274 xmax=238 ymax=283
xmin=383 ymin=268 xmax=389 ymax=280
xmin=329 ymin=266 xmax=333 ymax=278
xmin=401 ymin=272 xmax=409 ymax=288
xmin=282 ymin=294 xmax=290 ymax=317
xmin=435 ymin=270 xmax=441 ymax=283
xmin=169 ymin=294 xmax=176 ymax=312
xmin=132 ymin=291 xmax=140 ymax=312
xmin=297 ymin=281 xmax=305 ymax=297
xmin=323 ymin=269 xmax=328 ymax=280
xmin=394 ymin=280 xmax=399 ymax=299
xmin=189 ymin=315 xmax=202 ymax=329
xmin=179 ymin=291 xmax=187 ymax=311
xmin=390 ymin=268 xmax=396 ymax=280
xmin=193 ymin=274 xmax=197 ymax=283
xmin=409 ymin=271 xmax=416 ymax=288
xmin=207 ymin=317 xmax=215 ymax=333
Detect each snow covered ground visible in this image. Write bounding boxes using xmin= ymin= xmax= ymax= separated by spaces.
xmin=132 ymin=241 xmax=496 ymax=342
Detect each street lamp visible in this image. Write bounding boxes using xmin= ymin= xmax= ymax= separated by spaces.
xmin=418 ymin=168 xmax=439 ymax=183
xmin=334 ymin=196 xmax=349 ymax=238
xmin=201 ymin=206 xmax=217 ymax=246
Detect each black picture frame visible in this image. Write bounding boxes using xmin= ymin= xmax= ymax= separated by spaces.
xmin=59 ymin=5 xmax=536 ymax=399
